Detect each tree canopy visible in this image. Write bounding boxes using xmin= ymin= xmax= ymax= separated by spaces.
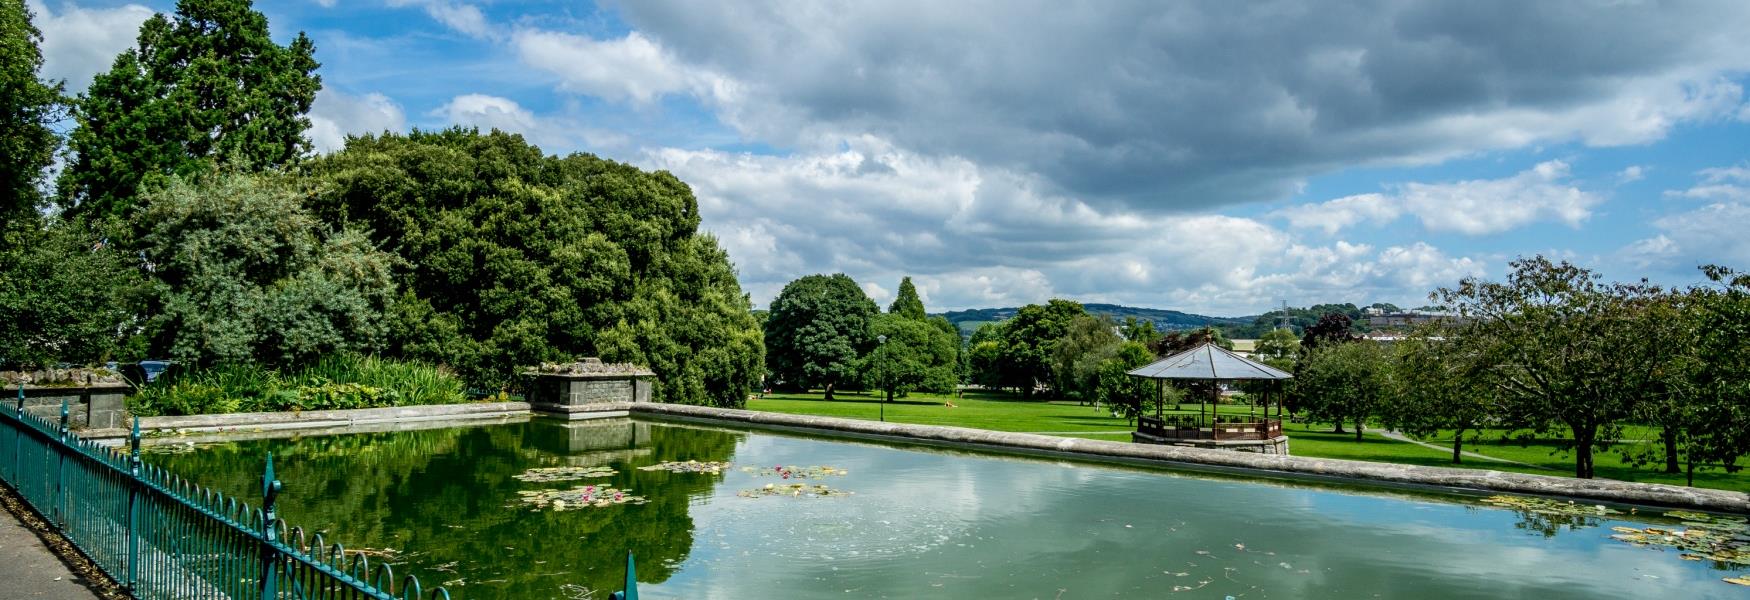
xmin=888 ymin=277 xmax=927 ymax=320
xmin=0 ymin=0 xmax=61 ymax=224
xmin=305 ymin=129 xmax=763 ymax=406
xmin=59 ymin=0 xmax=320 ymax=219
xmin=764 ymin=273 xmax=876 ymax=399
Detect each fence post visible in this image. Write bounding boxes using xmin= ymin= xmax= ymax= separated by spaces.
xmin=259 ymin=453 xmax=283 ymax=599
xmin=55 ymin=399 xmax=69 ymax=527
xmin=126 ymin=416 xmax=141 ymax=592
xmin=10 ymin=385 xmax=20 ymax=482
xmin=609 ymin=550 xmax=639 ymax=600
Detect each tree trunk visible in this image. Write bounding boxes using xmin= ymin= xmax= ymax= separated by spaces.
xmin=823 ymin=382 xmax=835 ymax=402
xmin=1451 ymin=430 xmax=1464 ymax=464
xmin=1662 ymin=427 xmax=1680 ymax=474
xmin=1353 ymin=417 xmax=1363 ymax=442
xmin=1686 ymin=457 xmax=1695 ymax=487
xmin=1574 ymin=434 xmax=1594 ymax=479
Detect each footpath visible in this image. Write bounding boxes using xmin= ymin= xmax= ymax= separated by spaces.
xmin=0 ymin=490 xmax=106 ymax=599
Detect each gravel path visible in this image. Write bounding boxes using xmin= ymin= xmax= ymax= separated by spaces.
xmin=0 ymin=493 xmax=105 ymax=599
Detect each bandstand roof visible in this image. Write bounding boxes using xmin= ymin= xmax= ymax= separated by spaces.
xmin=1126 ymin=342 xmax=1292 ymax=381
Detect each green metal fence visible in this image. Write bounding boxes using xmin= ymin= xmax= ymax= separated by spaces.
xmin=0 ymin=389 xmax=458 ymax=599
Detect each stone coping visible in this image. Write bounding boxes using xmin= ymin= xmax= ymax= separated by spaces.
xmin=626 ymin=403 xmax=1750 ymax=514
xmin=82 ymin=401 xmax=531 ymax=439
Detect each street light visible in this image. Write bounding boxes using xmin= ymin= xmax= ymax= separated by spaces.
xmin=876 ymin=334 xmax=888 ymax=422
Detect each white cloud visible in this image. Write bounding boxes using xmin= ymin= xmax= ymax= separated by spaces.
xmin=1276 ymin=161 xmax=1599 ymax=236
xmin=306 ymin=88 xmax=406 ymax=154
xmin=512 ymin=30 xmax=734 ymax=105
xmin=27 ymin=0 xmax=154 ymax=93
xmin=434 ymin=93 xmax=537 ymax=133
xmin=645 ymin=138 xmax=1490 ymax=313
xmin=1621 ymin=163 xmax=1750 ymax=270
xmin=1617 ymin=165 xmax=1646 ymax=183
xmin=1273 ymin=193 xmax=1399 ymax=235
xmin=387 ymin=0 xmax=495 ymax=40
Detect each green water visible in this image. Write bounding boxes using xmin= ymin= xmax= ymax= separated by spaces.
xmin=151 ymin=418 xmax=1747 ymax=599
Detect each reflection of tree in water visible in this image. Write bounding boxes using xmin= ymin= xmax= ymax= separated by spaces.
xmin=1509 ymin=509 xmax=1603 ymax=538
xmin=153 ymin=420 xmax=743 ymax=599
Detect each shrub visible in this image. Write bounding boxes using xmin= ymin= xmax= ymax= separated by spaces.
xmin=127 ymin=354 xmax=465 ymax=416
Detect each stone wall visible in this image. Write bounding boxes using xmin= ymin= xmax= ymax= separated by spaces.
xmin=524 ymin=359 xmax=654 ymax=419
xmin=4 ymin=384 xmax=130 ymax=431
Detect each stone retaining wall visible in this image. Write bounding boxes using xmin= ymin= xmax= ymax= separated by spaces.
xmin=4 ymin=384 xmax=128 ymax=430
xmin=83 ymin=401 xmax=531 ymax=439
xmin=627 ymin=403 xmax=1750 ymax=514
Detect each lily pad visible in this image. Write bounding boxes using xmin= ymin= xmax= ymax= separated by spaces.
xmin=513 ymin=466 xmax=617 ymax=483
xmin=741 ymin=465 xmax=848 ymax=479
xmin=638 ymin=460 xmax=731 ymax=474
xmin=1603 ymin=510 xmax=1750 ymax=569
xmin=1724 ymin=576 xmax=1750 ymax=586
xmin=736 ymin=483 xmax=853 ymax=498
xmin=1481 ymin=495 xmax=1620 ymax=517
xmin=515 ymin=484 xmax=645 ymax=511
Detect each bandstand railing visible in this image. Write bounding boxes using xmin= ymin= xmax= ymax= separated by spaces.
xmin=1 ymin=387 xmax=640 ymax=599
xmin=1137 ymin=414 xmax=1283 ymax=441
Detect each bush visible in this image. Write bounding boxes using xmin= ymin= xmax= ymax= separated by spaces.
xmin=127 ymin=354 xmax=465 ymax=416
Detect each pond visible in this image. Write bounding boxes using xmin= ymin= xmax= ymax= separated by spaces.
xmin=150 ymin=418 xmax=1748 ymax=599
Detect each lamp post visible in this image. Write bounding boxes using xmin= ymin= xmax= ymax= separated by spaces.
xmin=876 ymin=334 xmax=887 ymax=422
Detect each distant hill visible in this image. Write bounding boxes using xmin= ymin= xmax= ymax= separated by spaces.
xmin=934 ymin=303 xmax=1254 ymax=337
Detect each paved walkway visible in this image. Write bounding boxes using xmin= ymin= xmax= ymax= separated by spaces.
xmin=0 ymin=499 xmax=103 ymax=599
xmin=1379 ymin=430 xmax=1553 ymax=470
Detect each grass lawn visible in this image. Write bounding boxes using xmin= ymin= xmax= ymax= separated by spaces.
xmin=746 ymin=390 xmax=1750 ymax=493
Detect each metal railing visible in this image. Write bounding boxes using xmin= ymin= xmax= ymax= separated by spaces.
xmin=2 ymin=387 xmax=640 ymax=600
xmin=1137 ymin=414 xmax=1284 ymax=441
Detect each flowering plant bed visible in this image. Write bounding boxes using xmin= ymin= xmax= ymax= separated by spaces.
xmin=638 ymin=460 xmax=731 ymax=474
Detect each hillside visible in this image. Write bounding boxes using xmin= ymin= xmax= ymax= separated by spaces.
xmin=935 ymin=303 xmax=1254 ymax=337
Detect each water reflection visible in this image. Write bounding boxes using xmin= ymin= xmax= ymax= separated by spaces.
xmin=153 ymin=419 xmax=741 ymax=598
xmin=152 ymin=419 xmax=1748 ymax=600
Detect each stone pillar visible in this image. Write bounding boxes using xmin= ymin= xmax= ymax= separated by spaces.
xmin=524 ymin=359 xmax=656 ymax=420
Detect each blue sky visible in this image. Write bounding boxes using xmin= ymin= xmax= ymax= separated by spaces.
xmin=29 ymin=0 xmax=1750 ymax=316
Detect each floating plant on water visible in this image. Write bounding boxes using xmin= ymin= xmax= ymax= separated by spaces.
xmin=1609 ymin=510 xmax=1750 ymax=569
xmin=1481 ymin=495 xmax=1621 ymax=517
xmin=515 ymin=484 xmax=646 ymax=511
xmin=736 ymin=483 xmax=853 ymax=498
xmin=740 ymin=465 xmax=848 ymax=479
xmin=512 ymin=466 xmax=617 ymax=483
xmin=638 ymin=460 xmax=731 ymax=474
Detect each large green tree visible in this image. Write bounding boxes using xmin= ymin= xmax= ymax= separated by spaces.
xmin=1683 ymin=265 xmax=1750 ymax=482
xmin=138 ymin=172 xmax=396 ymax=367
xmin=994 ymin=299 xmax=1086 ymax=398
xmin=59 ymin=0 xmax=319 ymax=219
xmin=765 ymin=273 xmax=876 ymax=400
xmin=306 ymin=129 xmax=763 ymax=406
xmin=863 ymin=313 xmax=959 ymax=401
xmin=1295 ymin=340 xmax=1393 ymax=441
xmin=1 ymin=0 xmax=62 ymax=224
xmin=1384 ymin=329 xmax=1497 ymax=463
xmin=1051 ymin=314 xmax=1122 ymax=404
xmin=1435 ymin=257 xmax=1661 ymax=478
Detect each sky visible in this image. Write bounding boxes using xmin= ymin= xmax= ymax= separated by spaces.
xmin=27 ymin=0 xmax=1750 ymax=316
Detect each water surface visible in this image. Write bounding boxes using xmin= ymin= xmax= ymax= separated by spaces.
xmin=152 ymin=418 xmax=1746 ymax=599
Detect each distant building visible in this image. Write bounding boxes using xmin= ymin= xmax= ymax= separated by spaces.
xmin=1361 ymin=307 xmax=1460 ymax=329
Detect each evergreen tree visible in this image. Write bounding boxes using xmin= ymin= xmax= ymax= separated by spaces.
xmin=889 ymin=276 xmax=927 ymax=320
xmin=0 ymin=0 xmax=62 ymax=224
xmin=59 ymin=0 xmax=320 ymax=219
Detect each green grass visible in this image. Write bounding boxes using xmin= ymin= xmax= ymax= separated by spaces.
xmin=747 ymin=390 xmax=1750 ymax=493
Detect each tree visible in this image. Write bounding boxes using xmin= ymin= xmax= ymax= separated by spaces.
xmin=995 ymin=299 xmax=1085 ymax=398
xmin=1300 ymin=312 xmax=1357 ymax=352
xmin=308 ymin=129 xmax=763 ymax=406
xmin=1682 ymin=265 xmax=1750 ymax=484
xmin=1434 ymin=256 xmax=1660 ymax=479
xmin=1296 ymin=340 xmax=1393 ymax=441
xmin=1093 ymin=341 xmax=1159 ymax=423
xmin=1149 ymin=326 xmax=1232 ymax=356
xmin=1120 ymin=316 xmax=1158 ymax=343
xmin=1 ymin=0 xmax=62 ymax=224
xmin=889 ymin=276 xmax=927 ymax=320
xmin=0 ymin=220 xmax=142 ymax=368
xmin=863 ymin=313 xmax=958 ymax=402
xmin=765 ymin=274 xmax=877 ymax=400
xmin=59 ymin=0 xmax=320 ymax=219
xmin=138 ymin=172 xmax=395 ymax=367
xmin=1384 ymin=329 xmax=1497 ymax=463
xmin=1051 ymin=314 xmax=1122 ymax=404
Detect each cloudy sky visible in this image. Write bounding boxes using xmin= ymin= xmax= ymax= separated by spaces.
xmin=30 ymin=1 xmax=1750 ymax=316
